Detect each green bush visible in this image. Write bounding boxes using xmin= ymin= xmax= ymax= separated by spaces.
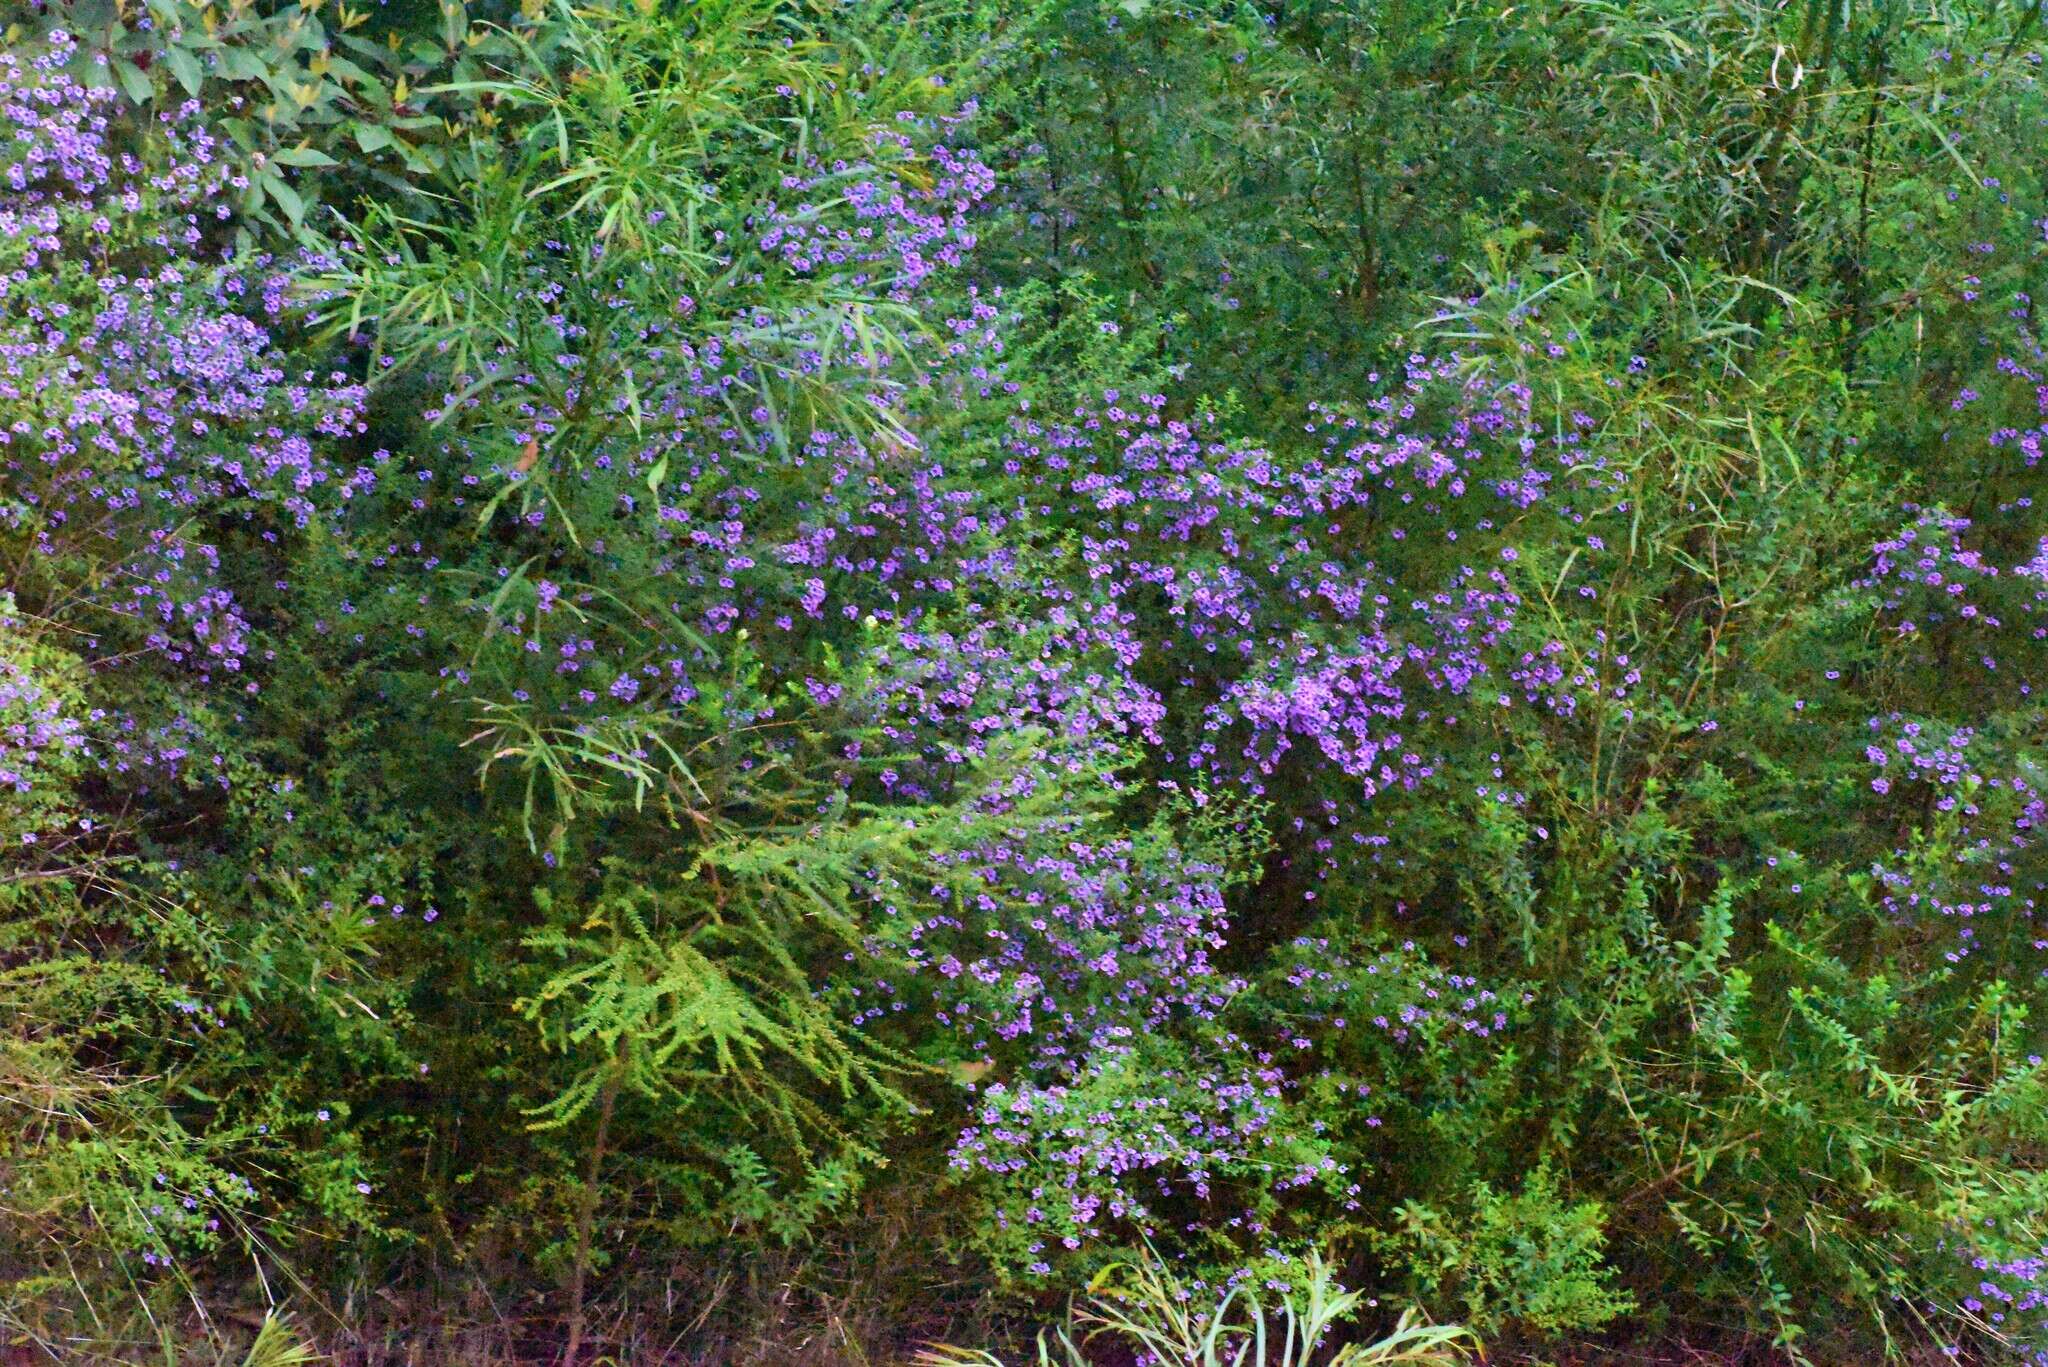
xmin=1383 ymin=1166 xmax=1632 ymax=1338
xmin=5 ymin=1 xmax=2048 ymax=1363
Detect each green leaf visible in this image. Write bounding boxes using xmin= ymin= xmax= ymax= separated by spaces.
xmin=324 ymin=54 xmax=384 ymax=88
xmin=220 ymin=47 xmax=273 ymax=82
xmin=271 ymin=146 xmax=341 ymax=169
xmin=113 ymin=58 xmax=154 ymax=105
xmin=164 ymin=45 xmax=204 ymax=98
xmin=261 ymin=169 xmax=308 ymax=230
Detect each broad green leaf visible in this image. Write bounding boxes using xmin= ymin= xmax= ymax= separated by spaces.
xmin=164 ymin=44 xmax=204 ymax=97
xmin=271 ymin=145 xmax=341 ymax=168
xmin=113 ymin=57 xmax=154 ymax=105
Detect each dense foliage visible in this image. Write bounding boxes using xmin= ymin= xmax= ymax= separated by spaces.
xmin=3 ymin=0 xmax=2047 ymax=1363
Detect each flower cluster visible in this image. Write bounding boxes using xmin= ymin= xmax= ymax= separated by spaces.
xmin=0 ymin=637 xmax=82 ymax=799
xmin=1 ymin=34 xmax=367 ymax=732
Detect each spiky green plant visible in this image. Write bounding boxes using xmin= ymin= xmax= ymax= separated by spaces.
xmin=915 ymin=1247 xmax=1478 ymax=1367
xmin=233 ymin=1312 xmax=322 ymax=1367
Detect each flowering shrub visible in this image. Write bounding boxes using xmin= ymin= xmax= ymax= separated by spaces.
xmin=0 ymin=33 xmax=388 ymax=1328
xmin=5 ymin=2 xmax=2048 ymax=1364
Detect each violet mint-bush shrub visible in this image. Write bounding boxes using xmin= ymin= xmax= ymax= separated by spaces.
xmin=284 ymin=0 xmax=1541 ymax=1322
xmin=0 ymin=29 xmax=412 ymax=1342
xmin=303 ymin=3 xmax=2048 ymax=1362
xmin=1367 ymin=212 xmax=2048 ymax=1359
xmin=283 ymin=0 xmax=1338 ymax=1330
xmin=962 ymin=17 xmax=2048 ymax=1332
xmin=5 ymin=0 xmax=2048 ymax=1360
xmin=918 ymin=141 xmax=2048 ymax=1354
